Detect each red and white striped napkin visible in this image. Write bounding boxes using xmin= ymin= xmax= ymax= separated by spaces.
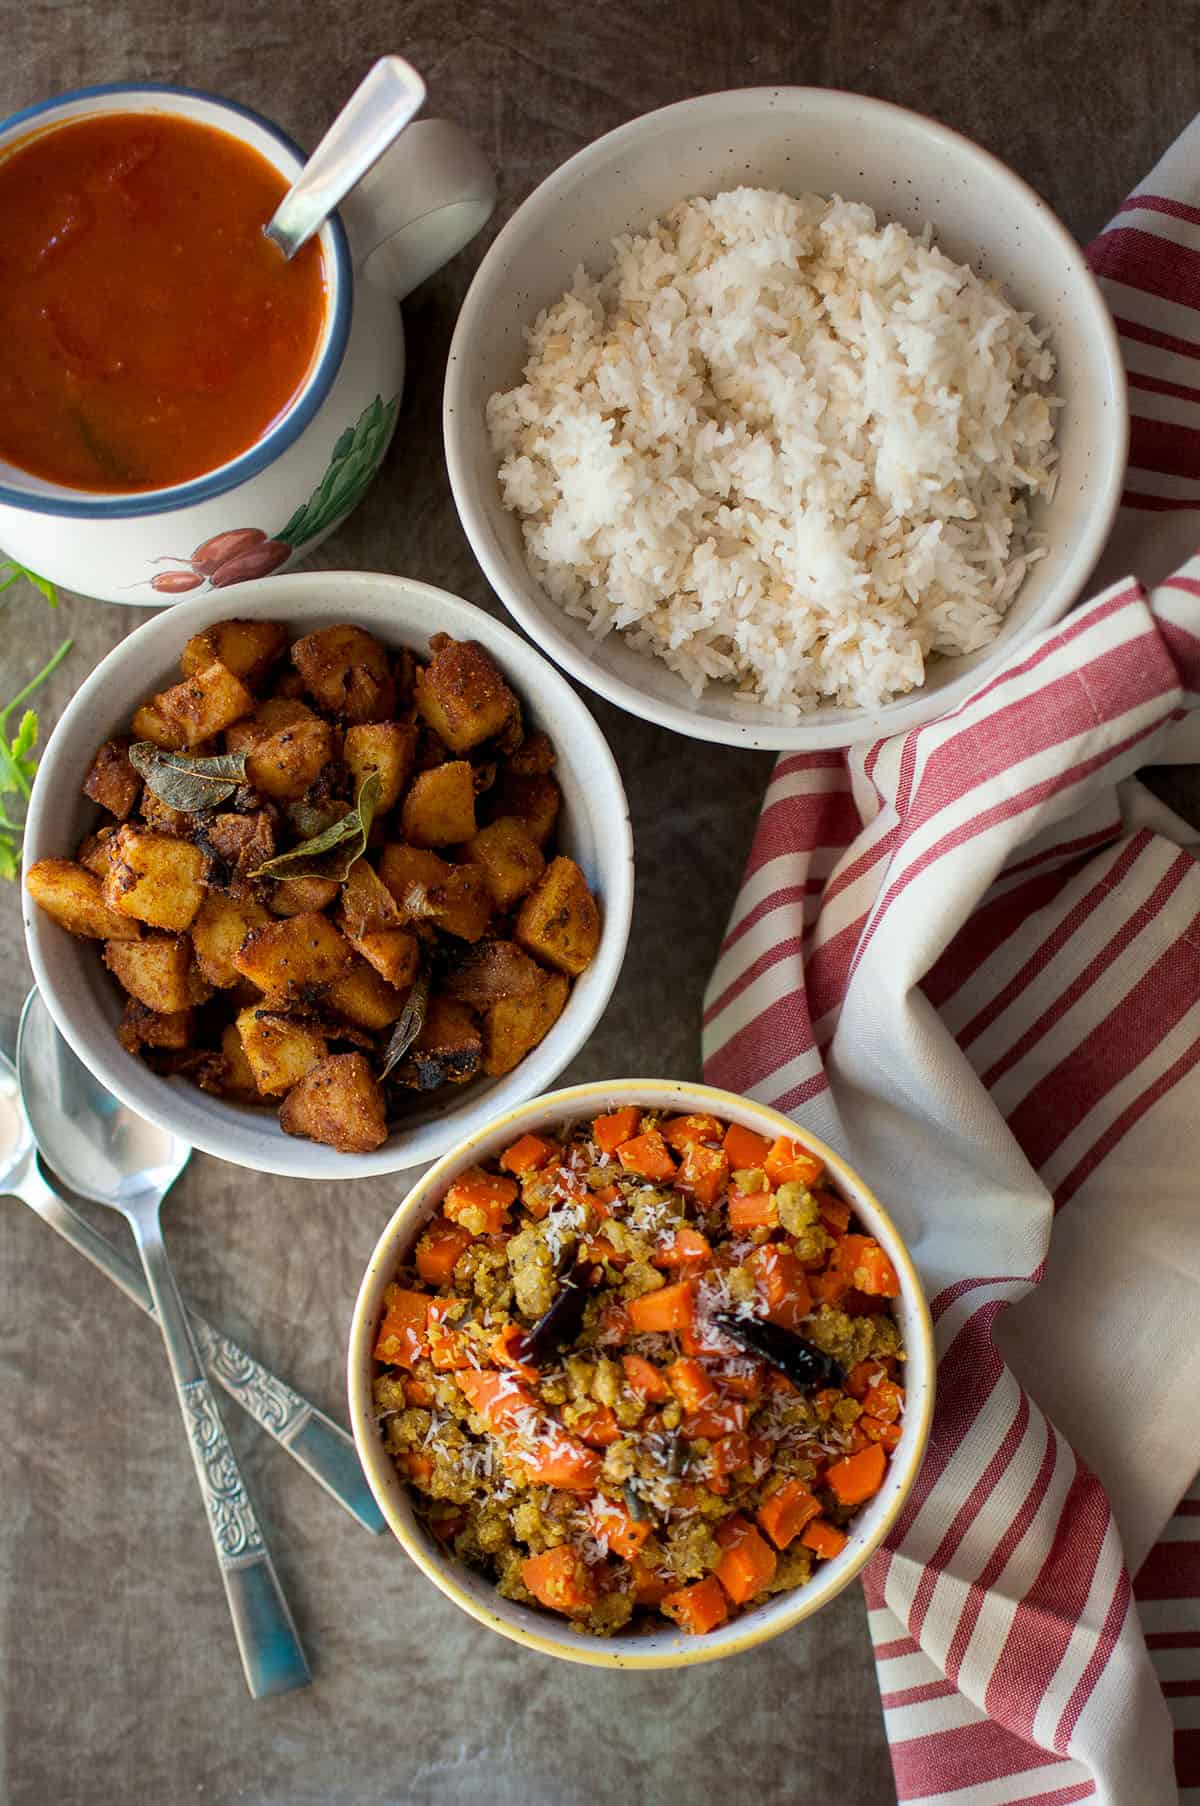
xmin=703 ymin=119 xmax=1200 ymax=1806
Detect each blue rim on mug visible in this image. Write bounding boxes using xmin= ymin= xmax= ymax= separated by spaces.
xmin=0 ymin=81 xmax=354 ymax=521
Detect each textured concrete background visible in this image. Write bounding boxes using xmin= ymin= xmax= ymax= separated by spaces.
xmin=1 ymin=4 xmax=1197 ymax=1802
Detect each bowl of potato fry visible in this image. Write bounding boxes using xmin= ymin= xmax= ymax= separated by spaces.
xmin=21 ymin=571 xmax=634 ymax=1178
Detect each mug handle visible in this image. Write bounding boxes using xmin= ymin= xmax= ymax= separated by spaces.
xmin=346 ymin=119 xmax=497 ymax=302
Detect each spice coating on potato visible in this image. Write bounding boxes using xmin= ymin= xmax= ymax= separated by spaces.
xmin=344 ymin=722 xmax=417 ymax=814
xmin=227 ymin=699 xmax=332 ymax=802
xmin=292 ymin=624 xmax=395 ymax=723
xmin=464 ymin=816 xmax=545 ymax=908
xmin=268 ymin=874 xmax=341 ymax=917
xmin=180 ymin=619 xmax=287 ymax=685
xmin=104 ymin=934 xmax=209 ymax=1013
xmin=153 ymin=661 xmax=254 ymax=748
xmin=83 ymin=738 xmax=141 ymax=821
xmin=401 ymin=760 xmax=477 ymax=847
xmin=102 ymin=828 xmax=208 ymax=931
xmin=236 ymin=1007 xmax=328 ymax=1096
xmin=279 ymin=1052 xmax=388 ymax=1152
xmin=117 ymin=1000 xmax=193 ymax=1053
xmin=130 ymin=699 xmax=188 ymax=752
xmin=192 ymin=892 xmax=272 ymax=987
xmin=481 ymin=970 xmax=570 ymax=1076
xmin=415 ymin=638 xmax=520 ymax=753
xmin=488 ymin=769 xmax=561 ymax=846
xmin=396 ymin=996 xmax=482 ymax=1091
xmin=27 ymin=859 xmax=143 ymax=941
xmin=515 ymin=857 xmax=601 ymax=976
xmin=232 ymin=910 xmax=357 ymax=997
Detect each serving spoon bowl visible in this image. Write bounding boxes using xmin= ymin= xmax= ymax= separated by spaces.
xmin=16 ymin=988 xmax=310 ymax=1698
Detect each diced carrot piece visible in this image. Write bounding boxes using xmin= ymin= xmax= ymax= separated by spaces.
xmin=723 ymin=1122 xmax=773 ymax=1169
xmin=831 ymin=1234 xmax=900 ymax=1298
xmin=708 ymin=1431 xmax=751 ymax=1477
xmin=801 ymin=1519 xmax=848 ymax=1560
xmin=863 ymin=1377 xmax=905 ymax=1423
xmin=404 ymin=1376 xmax=436 ymax=1407
xmin=666 ymin=1357 xmax=717 ymax=1415
xmin=616 ymin=1129 xmax=677 ymax=1182
xmin=683 ymin=1398 xmax=747 ymax=1439
xmin=594 ymin=1106 xmax=641 ymax=1153
xmin=676 ymin=1143 xmax=729 ymax=1207
xmin=575 ymin=1405 xmax=621 ymax=1447
xmin=714 ymin=1516 xmax=778 ymax=1604
xmin=374 ymin=1285 xmax=430 ymax=1368
xmin=650 ymin=1227 xmax=713 ymax=1270
xmin=443 ymin=1165 xmax=519 ymax=1236
xmin=622 ymin=1353 xmax=671 ymax=1401
xmin=395 ymin=1451 xmax=435 ymax=1485
xmin=815 ymin=1189 xmax=851 ymax=1235
xmin=630 ymin=1559 xmax=670 ymax=1606
xmin=660 ymin=1574 xmax=729 ymax=1635
xmin=860 ymin=1415 xmax=902 ymax=1451
xmin=490 ymin=1321 xmax=539 ymax=1382
xmin=589 ymin=1496 xmax=652 ymax=1561
xmin=522 ymin=1545 xmax=599 ymax=1615
xmin=500 ymin=1132 xmax=558 ymax=1175
xmin=662 ymin=1112 xmax=724 ymax=1153
xmin=596 ymin=1303 xmax=632 ymax=1343
xmin=810 ymin=1269 xmax=850 ymax=1307
xmin=826 ymin=1442 xmax=888 ymax=1505
xmin=756 ymin=1479 xmax=822 ymax=1550
xmin=707 ymin=1474 xmax=731 ymax=1496
xmin=717 ymin=1363 xmax=763 ymax=1400
xmin=415 ymin=1214 xmax=474 ymax=1286
xmin=424 ymin=1300 xmax=471 ymax=1371
xmin=748 ymin=1245 xmax=813 ymax=1330
xmin=455 ymin=1367 xmax=534 ymax=1428
xmin=845 ymin=1357 xmax=896 ymax=1399
xmin=763 ymin=1135 xmax=826 ymax=1189
xmin=728 ymin=1191 xmax=778 ymax=1231
xmin=627 ymin=1279 xmax=696 ymax=1333
xmin=582 ymin=1237 xmax=631 ymax=1267
xmin=517 ymin=1434 xmax=602 ymax=1491
xmin=589 ymin=1184 xmax=618 ymax=1221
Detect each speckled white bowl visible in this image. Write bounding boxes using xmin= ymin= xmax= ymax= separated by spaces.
xmin=348 ymin=1079 xmax=935 ymax=1668
xmin=21 ymin=572 xmax=634 ymax=1179
xmin=444 ymin=87 xmax=1128 ymax=750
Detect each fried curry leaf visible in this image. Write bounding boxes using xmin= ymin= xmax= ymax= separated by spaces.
xmin=249 ymin=772 xmax=381 ymax=883
xmin=128 ymin=742 xmax=247 ymax=813
xmin=379 ymin=963 xmax=430 ymax=1082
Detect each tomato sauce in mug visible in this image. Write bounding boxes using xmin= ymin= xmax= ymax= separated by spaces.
xmin=0 ymin=111 xmax=327 ymax=492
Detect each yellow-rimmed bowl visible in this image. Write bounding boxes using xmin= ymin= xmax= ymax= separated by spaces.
xmin=347 ymin=1078 xmax=935 ymax=1667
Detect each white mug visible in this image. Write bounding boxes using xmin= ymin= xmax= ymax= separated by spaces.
xmin=0 ymin=81 xmax=495 ymax=605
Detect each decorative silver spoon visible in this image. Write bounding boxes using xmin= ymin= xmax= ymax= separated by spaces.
xmin=265 ymin=56 xmax=426 ymax=260
xmin=16 ymin=989 xmax=310 ymax=1699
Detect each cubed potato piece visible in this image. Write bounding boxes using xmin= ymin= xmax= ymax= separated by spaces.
xmin=488 ymin=770 xmax=561 ymax=847
xmin=202 ymin=811 xmax=275 ymax=898
xmin=353 ymin=927 xmax=419 ymax=990
xmin=514 ymin=856 xmax=601 ymax=976
xmin=291 ymin=624 xmax=395 ymax=724
xmin=232 ymin=910 xmax=356 ymax=996
xmin=443 ymin=940 xmax=542 ymax=1007
xmin=83 ymin=737 xmax=141 ymax=820
xmin=398 ymin=995 xmax=482 ymax=1090
xmin=400 ymin=761 xmax=477 ymax=847
xmin=269 ymin=875 xmax=341 ymax=917
xmin=378 ymin=844 xmax=492 ymax=942
xmin=325 ymin=960 xmax=408 ymax=1030
xmin=131 ymin=699 xmax=188 ymax=752
xmin=77 ymin=826 xmax=120 ymax=879
xmin=463 ymin=816 xmax=545 ymax=908
xmin=236 ymin=1006 xmax=328 ymax=1096
xmin=102 ymin=827 xmax=208 ymax=931
xmin=153 ymin=662 xmax=255 ymax=748
xmin=415 ymin=638 xmax=520 ymax=753
xmin=279 ymin=1052 xmax=388 ymax=1152
xmin=104 ymin=934 xmax=210 ymax=1012
xmin=138 ymin=790 xmax=194 ymax=836
xmin=508 ymin=730 xmax=557 ymax=776
xmin=180 ymin=619 xmax=288 ymax=685
xmin=192 ymin=892 xmax=272 ymax=987
xmin=337 ymin=862 xmax=418 ymax=986
xmin=117 ymin=1000 xmax=193 ymax=1053
xmin=343 ymin=722 xmax=417 ymax=814
xmin=482 ymin=970 xmax=570 ymax=1077
xmin=26 ymin=859 xmax=143 ymax=941
xmin=226 ymin=698 xmax=333 ymax=802
xmin=213 ymin=1021 xmax=263 ymax=1102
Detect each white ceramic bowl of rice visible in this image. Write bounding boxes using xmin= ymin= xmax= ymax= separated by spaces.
xmin=444 ymin=88 xmax=1127 ymax=749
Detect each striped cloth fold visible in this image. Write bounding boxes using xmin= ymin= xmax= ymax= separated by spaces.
xmin=702 ymin=121 xmax=1200 ymax=1806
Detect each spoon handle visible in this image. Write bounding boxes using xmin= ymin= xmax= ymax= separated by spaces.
xmin=265 ymin=56 xmax=426 ymax=259
xmin=14 ymin=1165 xmax=383 ymax=1534
xmin=130 ymin=1211 xmax=311 ymax=1699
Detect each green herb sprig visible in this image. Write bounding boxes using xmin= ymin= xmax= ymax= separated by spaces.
xmin=0 ymin=639 xmax=73 ymax=879
xmin=0 ymin=558 xmax=57 ymax=608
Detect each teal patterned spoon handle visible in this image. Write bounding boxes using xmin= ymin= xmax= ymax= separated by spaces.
xmin=13 ymin=1157 xmax=384 ymax=1537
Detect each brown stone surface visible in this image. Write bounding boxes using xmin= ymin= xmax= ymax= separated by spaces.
xmin=1 ymin=5 xmax=1197 ymax=1803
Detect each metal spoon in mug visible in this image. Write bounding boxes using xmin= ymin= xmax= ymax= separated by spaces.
xmin=265 ymin=55 xmax=426 ymax=260
xmin=0 ymin=1015 xmax=384 ymax=1536
xmin=16 ymin=989 xmax=310 ymax=1699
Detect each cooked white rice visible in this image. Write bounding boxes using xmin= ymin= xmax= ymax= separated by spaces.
xmin=486 ymin=188 xmax=1059 ymax=714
